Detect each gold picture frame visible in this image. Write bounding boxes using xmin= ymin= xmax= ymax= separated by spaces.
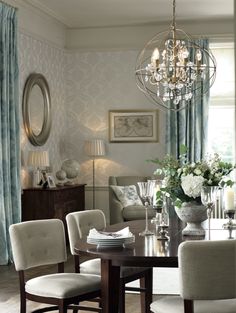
xmin=109 ymin=109 xmax=159 ymax=143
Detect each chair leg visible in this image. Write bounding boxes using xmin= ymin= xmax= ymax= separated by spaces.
xmin=58 ymin=300 xmax=67 ymax=313
xmin=119 ymin=281 xmax=126 ymax=313
xmin=19 ymin=272 xmax=26 ymax=313
xmin=72 ymin=302 xmax=79 ymax=313
xmin=73 ymin=306 xmax=78 ymax=313
xmin=20 ymin=296 xmax=26 ymax=313
xmin=140 ymin=268 xmax=153 ymax=313
xmin=184 ymin=299 xmax=194 ymax=313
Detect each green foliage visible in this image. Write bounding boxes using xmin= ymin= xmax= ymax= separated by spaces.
xmin=150 ymin=145 xmax=236 ymax=208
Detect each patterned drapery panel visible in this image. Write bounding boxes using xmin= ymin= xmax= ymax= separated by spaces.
xmin=0 ymin=3 xmax=20 ymax=265
xmin=166 ymin=39 xmax=210 ymax=162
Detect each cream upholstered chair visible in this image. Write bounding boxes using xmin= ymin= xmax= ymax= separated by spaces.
xmin=66 ymin=210 xmax=153 ymax=313
xmin=109 ymin=176 xmax=156 ymax=224
xmin=151 ymin=239 xmax=236 ymax=313
xmin=9 ymin=219 xmax=101 ymax=313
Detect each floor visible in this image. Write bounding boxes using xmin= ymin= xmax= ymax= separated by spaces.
xmin=0 ymin=253 xmax=163 ymax=313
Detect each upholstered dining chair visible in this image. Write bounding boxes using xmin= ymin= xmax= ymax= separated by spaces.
xmin=151 ymin=239 xmax=236 ymax=313
xmin=9 ymin=219 xmax=101 ymax=313
xmin=66 ymin=209 xmax=153 ymax=313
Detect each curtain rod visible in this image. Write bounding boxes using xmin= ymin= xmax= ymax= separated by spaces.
xmin=0 ymin=0 xmax=18 ymax=10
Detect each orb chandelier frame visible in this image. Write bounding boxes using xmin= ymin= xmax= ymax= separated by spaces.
xmin=135 ymin=0 xmax=216 ymax=112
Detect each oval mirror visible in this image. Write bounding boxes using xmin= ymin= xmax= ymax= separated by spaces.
xmin=22 ymin=73 xmax=51 ymax=146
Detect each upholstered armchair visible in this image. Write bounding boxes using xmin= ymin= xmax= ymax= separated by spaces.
xmin=109 ymin=176 xmax=156 ymax=224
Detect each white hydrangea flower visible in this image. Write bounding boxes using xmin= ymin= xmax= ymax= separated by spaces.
xmin=194 ymin=168 xmax=202 ymax=175
xmin=181 ymin=174 xmax=205 ymax=199
xmin=177 ymin=168 xmax=182 ymax=175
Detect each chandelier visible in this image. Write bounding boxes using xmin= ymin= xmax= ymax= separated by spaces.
xmin=135 ymin=0 xmax=216 ymax=112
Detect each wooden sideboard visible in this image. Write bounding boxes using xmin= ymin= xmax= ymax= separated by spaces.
xmin=22 ymin=184 xmax=86 ymax=239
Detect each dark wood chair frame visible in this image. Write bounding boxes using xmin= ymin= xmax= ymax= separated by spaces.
xmin=18 ymin=261 xmax=102 ymax=313
xmin=73 ymin=254 xmax=153 ymax=313
xmin=184 ymin=299 xmax=194 ymax=313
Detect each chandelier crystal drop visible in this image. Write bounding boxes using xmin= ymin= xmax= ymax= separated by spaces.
xmin=135 ymin=0 xmax=216 ymax=112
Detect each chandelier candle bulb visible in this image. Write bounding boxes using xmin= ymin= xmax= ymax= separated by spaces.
xmin=225 ymin=188 xmax=235 ymax=211
xmin=151 ymin=48 xmax=160 ymax=67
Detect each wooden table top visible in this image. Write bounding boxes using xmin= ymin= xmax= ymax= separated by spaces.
xmin=74 ymin=218 xmax=232 ymax=267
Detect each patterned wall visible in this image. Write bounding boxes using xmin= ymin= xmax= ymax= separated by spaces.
xmin=19 ymin=33 xmax=166 ymax=188
xmin=19 ymin=32 xmax=66 ymax=188
xmin=65 ymin=51 xmax=166 ymax=186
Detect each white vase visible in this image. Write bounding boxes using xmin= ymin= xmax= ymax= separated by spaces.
xmin=175 ymin=202 xmax=207 ymax=236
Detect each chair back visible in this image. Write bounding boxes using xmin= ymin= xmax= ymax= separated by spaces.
xmin=109 ymin=175 xmax=148 ymax=190
xmin=179 ymin=239 xmax=236 ymax=300
xmin=66 ymin=209 xmax=106 ymax=256
xmin=9 ymin=219 xmax=67 ymax=271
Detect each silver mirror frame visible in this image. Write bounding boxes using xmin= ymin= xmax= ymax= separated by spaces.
xmin=22 ymin=73 xmax=52 ymax=146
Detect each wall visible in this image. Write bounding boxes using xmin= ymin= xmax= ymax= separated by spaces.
xmin=18 ymin=32 xmax=164 ymax=198
xmin=13 ymin=0 xmax=234 ymax=222
xmin=63 ymin=18 xmax=234 ymax=219
xmin=18 ymin=36 xmax=166 ymax=222
xmin=6 ymin=0 xmax=66 ymax=47
xmin=64 ymin=50 xmax=165 ymax=186
xmin=19 ymin=32 xmax=67 ymax=187
xmin=64 ymin=50 xmax=166 ymax=220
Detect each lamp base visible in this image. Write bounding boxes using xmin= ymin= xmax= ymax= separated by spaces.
xmin=32 ymin=169 xmax=41 ymax=188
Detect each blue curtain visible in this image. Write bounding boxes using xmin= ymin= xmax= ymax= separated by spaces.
xmin=0 ymin=3 xmax=20 ymax=265
xmin=166 ymin=39 xmax=210 ymax=162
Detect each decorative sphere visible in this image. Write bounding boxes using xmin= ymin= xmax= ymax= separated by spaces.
xmin=61 ymin=159 xmax=80 ymax=179
xmin=56 ymin=170 xmax=67 ymax=181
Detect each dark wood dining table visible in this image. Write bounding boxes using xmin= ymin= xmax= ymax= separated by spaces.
xmin=74 ymin=217 xmax=231 ymax=313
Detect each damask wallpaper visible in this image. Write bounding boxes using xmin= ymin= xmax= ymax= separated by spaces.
xmin=19 ymin=32 xmax=67 ymax=187
xmin=64 ymin=51 xmax=166 ymax=186
xmin=19 ymin=32 xmax=166 ymax=188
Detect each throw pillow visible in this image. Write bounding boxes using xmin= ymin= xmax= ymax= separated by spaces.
xmin=111 ymin=185 xmax=143 ymax=207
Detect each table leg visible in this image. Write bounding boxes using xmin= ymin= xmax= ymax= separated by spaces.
xmin=140 ymin=267 xmax=153 ymax=313
xmin=101 ymin=259 xmax=120 ymax=313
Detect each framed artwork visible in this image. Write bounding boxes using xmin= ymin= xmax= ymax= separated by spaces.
xmin=109 ymin=110 xmax=159 ymax=143
xmin=47 ymin=175 xmax=56 ymax=188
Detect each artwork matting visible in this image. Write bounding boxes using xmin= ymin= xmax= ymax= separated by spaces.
xmin=109 ymin=110 xmax=159 ymax=143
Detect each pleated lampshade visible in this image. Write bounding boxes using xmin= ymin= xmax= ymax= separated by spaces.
xmin=84 ymin=139 xmax=106 ymax=157
xmin=27 ymin=150 xmax=50 ymax=168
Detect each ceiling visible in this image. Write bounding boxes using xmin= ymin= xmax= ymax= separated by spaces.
xmin=25 ymin=0 xmax=234 ymax=29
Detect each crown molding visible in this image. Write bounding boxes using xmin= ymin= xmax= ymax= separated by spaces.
xmin=19 ymin=0 xmax=72 ymax=27
xmin=4 ymin=0 xmax=66 ymax=47
xmin=66 ymin=18 xmax=234 ymax=52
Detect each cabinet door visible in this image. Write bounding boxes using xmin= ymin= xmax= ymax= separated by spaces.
xmin=22 ymin=185 xmax=85 ymax=223
xmin=53 ymin=186 xmax=85 ymax=241
xmin=53 ymin=200 xmax=78 ymax=220
xmin=53 ymin=186 xmax=85 ymax=213
xmin=22 ymin=190 xmax=53 ymax=221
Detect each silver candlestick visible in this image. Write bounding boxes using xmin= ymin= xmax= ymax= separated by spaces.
xmin=223 ymin=210 xmax=236 ymax=239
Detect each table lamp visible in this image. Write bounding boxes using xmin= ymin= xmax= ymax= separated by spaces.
xmin=84 ymin=139 xmax=106 ymax=209
xmin=27 ymin=150 xmax=50 ymax=187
